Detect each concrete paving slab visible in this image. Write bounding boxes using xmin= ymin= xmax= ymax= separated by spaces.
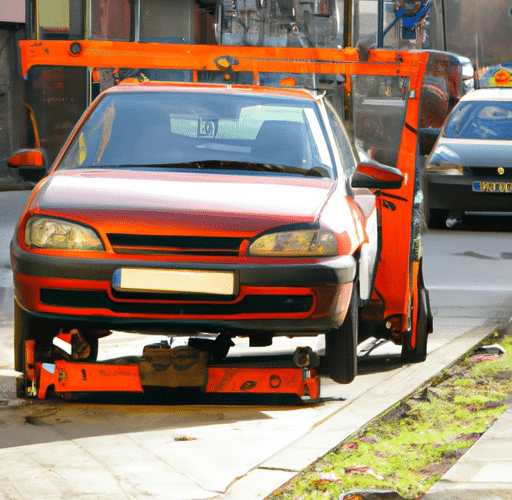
xmin=0 ymin=380 xmax=346 ymax=500
xmin=0 ymin=323 xmax=14 ymax=370
xmin=424 ymin=407 xmax=512 ymax=498
xmin=472 ymin=463 xmax=512 ymax=484
xmin=424 ymin=490 xmax=512 ymax=500
xmin=221 ymin=468 xmax=296 ymax=500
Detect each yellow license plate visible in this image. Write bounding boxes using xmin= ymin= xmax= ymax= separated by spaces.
xmin=473 ymin=181 xmax=512 ymax=193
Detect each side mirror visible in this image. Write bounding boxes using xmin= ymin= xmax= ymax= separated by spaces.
xmin=8 ymin=149 xmax=47 ymax=169
xmin=351 ymin=159 xmax=404 ymax=190
xmin=7 ymin=149 xmax=48 ymax=183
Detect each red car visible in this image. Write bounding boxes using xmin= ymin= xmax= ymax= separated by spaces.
xmin=9 ymin=81 xmax=419 ymax=395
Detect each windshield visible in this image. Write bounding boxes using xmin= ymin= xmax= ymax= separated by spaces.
xmin=57 ymin=91 xmax=335 ymax=178
xmin=444 ymin=100 xmax=512 ymax=140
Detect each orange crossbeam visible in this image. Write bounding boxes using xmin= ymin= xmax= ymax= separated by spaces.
xmin=18 ymin=40 xmax=426 ymax=91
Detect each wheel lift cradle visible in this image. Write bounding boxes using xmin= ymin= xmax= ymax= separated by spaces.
xmin=24 ymin=337 xmax=321 ymax=400
xmin=16 ymin=42 xmax=429 ymax=399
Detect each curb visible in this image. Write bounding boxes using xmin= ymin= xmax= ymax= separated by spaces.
xmin=0 ymin=181 xmax=34 ymax=192
xmin=221 ymin=322 xmax=500 ymax=499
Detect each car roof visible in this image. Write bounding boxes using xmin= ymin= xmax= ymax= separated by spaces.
xmin=459 ymin=88 xmax=512 ymax=102
xmin=107 ymin=80 xmax=321 ymax=102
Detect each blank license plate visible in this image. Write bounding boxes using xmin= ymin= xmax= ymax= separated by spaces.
xmin=112 ymin=268 xmax=236 ymax=295
xmin=473 ymin=181 xmax=512 ymax=193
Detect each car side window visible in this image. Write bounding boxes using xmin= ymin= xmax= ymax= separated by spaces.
xmin=58 ymin=98 xmax=118 ymax=169
xmin=325 ymin=103 xmax=357 ymax=176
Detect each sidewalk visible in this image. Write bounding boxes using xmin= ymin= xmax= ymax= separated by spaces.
xmin=423 ymin=405 xmax=512 ymax=500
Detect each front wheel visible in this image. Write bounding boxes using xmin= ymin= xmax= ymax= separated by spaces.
xmin=324 ymin=282 xmax=358 ymax=384
xmin=401 ymin=278 xmax=431 ymax=363
xmin=14 ymin=301 xmax=100 ymax=397
xmin=14 ymin=300 xmax=57 ymax=397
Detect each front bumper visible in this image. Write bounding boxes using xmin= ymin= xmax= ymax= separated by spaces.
xmin=427 ymin=174 xmax=512 ymax=212
xmin=12 ymin=241 xmax=357 ymax=336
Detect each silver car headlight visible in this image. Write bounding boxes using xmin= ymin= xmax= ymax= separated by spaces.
xmin=248 ymin=228 xmax=338 ymax=257
xmin=25 ymin=216 xmax=104 ymax=251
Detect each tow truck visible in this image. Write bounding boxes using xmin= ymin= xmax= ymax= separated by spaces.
xmin=12 ymin=0 xmax=431 ymax=400
xmin=14 ymin=41 xmax=429 ymax=401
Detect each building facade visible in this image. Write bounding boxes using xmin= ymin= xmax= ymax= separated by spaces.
xmin=0 ymin=0 xmax=26 ymax=179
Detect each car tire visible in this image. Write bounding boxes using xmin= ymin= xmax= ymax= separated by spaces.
xmin=325 ymin=281 xmax=358 ymax=384
xmin=427 ymin=208 xmax=449 ymax=229
xmin=14 ymin=300 xmax=56 ymax=397
xmin=401 ymin=276 xmax=431 ymax=363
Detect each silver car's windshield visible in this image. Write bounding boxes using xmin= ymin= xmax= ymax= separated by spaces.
xmin=444 ymin=100 xmax=512 ymax=140
xmin=57 ymin=91 xmax=336 ymax=179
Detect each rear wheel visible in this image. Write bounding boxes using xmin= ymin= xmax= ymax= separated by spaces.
xmin=324 ymin=282 xmax=358 ymax=384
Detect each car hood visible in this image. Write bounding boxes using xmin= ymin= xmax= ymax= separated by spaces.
xmin=438 ymin=138 xmax=512 ymax=166
xmin=32 ymin=169 xmax=336 ymax=235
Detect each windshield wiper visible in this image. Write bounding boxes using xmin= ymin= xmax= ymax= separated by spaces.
xmin=176 ymin=160 xmax=330 ymax=177
xmin=81 ymin=161 xmax=331 ymax=178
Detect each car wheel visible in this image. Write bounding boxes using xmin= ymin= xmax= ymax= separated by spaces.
xmin=14 ymin=300 xmax=57 ymax=397
xmin=401 ymin=269 xmax=431 ymax=363
xmin=325 ymin=281 xmax=358 ymax=384
xmin=427 ymin=208 xmax=449 ymax=229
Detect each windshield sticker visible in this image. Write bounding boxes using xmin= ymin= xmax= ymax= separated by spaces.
xmin=199 ymin=118 xmax=217 ymax=138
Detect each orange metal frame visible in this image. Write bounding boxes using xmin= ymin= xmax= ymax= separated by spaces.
xmin=27 ymin=341 xmax=320 ymax=400
xmin=18 ymin=40 xmax=428 ymax=331
xmin=19 ymin=40 xmax=426 ymax=87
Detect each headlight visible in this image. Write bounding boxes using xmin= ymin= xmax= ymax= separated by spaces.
xmin=25 ymin=216 xmax=104 ymax=251
xmin=248 ymin=228 xmax=338 ymax=257
xmin=426 ymin=145 xmax=463 ymax=175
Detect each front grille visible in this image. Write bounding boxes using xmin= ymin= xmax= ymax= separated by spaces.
xmin=107 ymin=234 xmax=245 ymax=256
xmin=40 ymin=289 xmax=314 ymax=315
xmin=466 ymin=166 xmax=512 ymax=178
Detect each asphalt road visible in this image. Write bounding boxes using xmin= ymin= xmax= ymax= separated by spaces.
xmin=424 ymin=213 xmax=512 ymax=320
xmin=0 ymin=190 xmax=29 ymax=325
xmin=0 ymin=190 xmax=511 ymax=499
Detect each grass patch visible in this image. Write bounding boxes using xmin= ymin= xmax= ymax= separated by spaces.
xmin=269 ymin=331 xmax=512 ymax=500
